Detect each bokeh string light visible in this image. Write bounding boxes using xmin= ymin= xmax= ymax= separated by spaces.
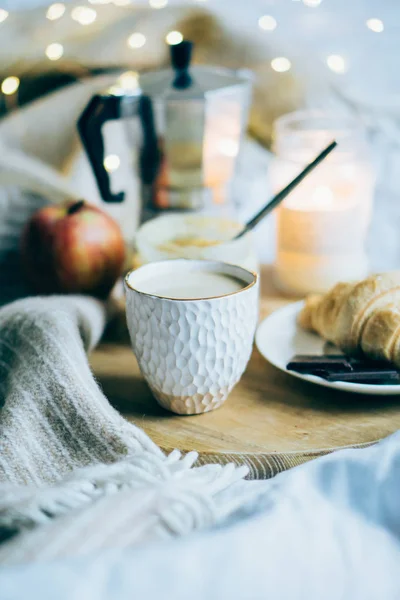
xmin=45 ymin=42 xmax=64 ymax=60
xmin=1 ymin=77 xmax=20 ymax=95
xmin=366 ymin=18 xmax=384 ymax=33
xmin=46 ymin=3 xmax=65 ymax=20
xmin=258 ymin=15 xmax=277 ymax=32
xmin=0 ymin=0 xmax=388 ymax=105
xmin=326 ymin=54 xmax=347 ymax=74
xmin=118 ymin=71 xmax=139 ymax=89
xmin=127 ymin=32 xmax=146 ymax=48
xmin=166 ymin=31 xmax=183 ymax=45
xmin=71 ymin=6 xmax=97 ymax=24
xmin=149 ymin=0 xmax=168 ymax=8
xmin=271 ymin=57 xmax=291 ymax=72
xmin=104 ymin=154 xmax=121 ymax=172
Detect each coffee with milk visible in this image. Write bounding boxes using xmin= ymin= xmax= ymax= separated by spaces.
xmin=135 ymin=271 xmax=246 ymax=299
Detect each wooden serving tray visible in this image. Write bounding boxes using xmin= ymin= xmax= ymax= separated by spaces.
xmin=90 ymin=267 xmax=400 ymax=479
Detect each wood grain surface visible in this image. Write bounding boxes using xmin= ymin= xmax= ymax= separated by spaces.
xmin=89 ymin=267 xmax=400 ymax=478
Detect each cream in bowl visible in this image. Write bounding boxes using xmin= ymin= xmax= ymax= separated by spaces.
xmin=124 ymin=259 xmax=259 ymax=415
xmin=135 ymin=214 xmax=259 ymax=273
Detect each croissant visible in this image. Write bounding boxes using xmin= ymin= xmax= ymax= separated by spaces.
xmin=298 ymin=272 xmax=400 ymax=367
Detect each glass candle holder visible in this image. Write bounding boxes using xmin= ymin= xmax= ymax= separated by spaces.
xmin=270 ymin=111 xmax=376 ymax=296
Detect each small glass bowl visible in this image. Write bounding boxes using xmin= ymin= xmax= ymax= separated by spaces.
xmin=135 ymin=214 xmax=259 ymax=273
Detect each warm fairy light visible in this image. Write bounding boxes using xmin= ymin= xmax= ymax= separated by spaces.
xmin=71 ymin=6 xmax=97 ymax=25
xmin=366 ymin=18 xmax=384 ymax=33
xmin=107 ymin=85 xmax=124 ymax=96
xmin=149 ymin=0 xmax=168 ymax=7
xmin=104 ymin=154 xmax=121 ymax=173
xmin=0 ymin=9 xmax=9 ymax=23
xmin=46 ymin=3 xmax=65 ymax=20
xmin=326 ymin=54 xmax=347 ymax=73
xmin=1 ymin=76 xmax=20 ymax=95
xmin=127 ymin=33 xmax=146 ymax=49
xmin=258 ymin=15 xmax=277 ymax=31
xmin=303 ymin=0 xmax=322 ymax=6
xmin=271 ymin=57 xmax=291 ymax=72
xmin=45 ymin=43 xmax=64 ymax=61
xmin=118 ymin=71 xmax=139 ymax=90
xmin=166 ymin=31 xmax=183 ymax=45
xmin=88 ymin=0 xmax=112 ymax=4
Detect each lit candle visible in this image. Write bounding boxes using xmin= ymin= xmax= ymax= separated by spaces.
xmin=270 ymin=112 xmax=375 ymax=295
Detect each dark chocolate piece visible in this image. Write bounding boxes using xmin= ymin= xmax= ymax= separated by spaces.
xmin=323 ymin=370 xmax=400 ymax=384
xmin=287 ymin=355 xmax=351 ymax=373
xmin=286 ymin=354 xmax=400 ymax=385
xmin=289 ymin=355 xmax=346 ymax=362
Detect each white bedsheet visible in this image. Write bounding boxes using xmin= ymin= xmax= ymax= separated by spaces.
xmin=1 ymin=432 xmax=400 ymax=599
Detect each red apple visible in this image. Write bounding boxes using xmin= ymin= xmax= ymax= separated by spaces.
xmin=21 ymin=200 xmax=125 ymax=299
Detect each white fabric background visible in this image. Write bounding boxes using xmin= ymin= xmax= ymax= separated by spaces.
xmin=1 ymin=432 xmax=400 ymax=599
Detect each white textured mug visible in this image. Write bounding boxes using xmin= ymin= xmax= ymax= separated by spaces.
xmin=124 ymin=259 xmax=259 ymax=415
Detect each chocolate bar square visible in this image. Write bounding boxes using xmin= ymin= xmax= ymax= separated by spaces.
xmin=286 ymin=354 xmax=400 ymax=385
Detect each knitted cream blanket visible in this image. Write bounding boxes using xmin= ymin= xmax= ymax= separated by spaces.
xmin=0 ymin=294 xmax=252 ymax=565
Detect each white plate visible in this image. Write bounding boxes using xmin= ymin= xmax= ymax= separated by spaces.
xmin=256 ymin=301 xmax=400 ymax=396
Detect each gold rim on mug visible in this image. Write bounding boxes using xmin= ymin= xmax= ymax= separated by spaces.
xmin=124 ymin=258 xmax=258 ymax=302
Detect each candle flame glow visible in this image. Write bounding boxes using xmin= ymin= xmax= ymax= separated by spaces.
xmin=312 ymin=185 xmax=334 ymax=208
